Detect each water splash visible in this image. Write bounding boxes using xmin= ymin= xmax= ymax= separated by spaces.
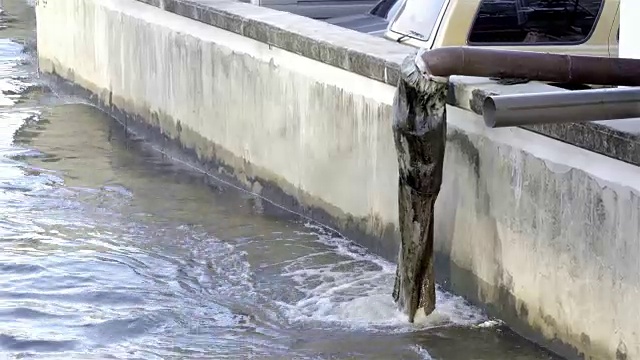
xmin=277 ymin=223 xmax=487 ymax=332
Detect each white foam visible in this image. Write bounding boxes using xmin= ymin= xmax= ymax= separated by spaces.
xmin=476 ymin=319 xmax=504 ymax=328
xmin=279 ymin=223 xmax=487 ymax=332
xmin=0 ymin=109 xmax=40 ymax=149
xmin=411 ymin=345 xmax=435 ymax=360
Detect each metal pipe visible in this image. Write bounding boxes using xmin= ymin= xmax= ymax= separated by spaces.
xmin=415 ymin=47 xmax=640 ymax=87
xmin=483 ymin=88 xmax=640 ymax=128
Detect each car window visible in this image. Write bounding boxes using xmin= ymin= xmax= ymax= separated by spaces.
xmin=369 ymin=0 xmax=398 ymax=19
xmin=389 ymin=0 xmax=447 ymax=41
xmin=468 ymin=0 xmax=604 ymax=44
xmin=385 ymin=0 xmax=405 ymax=21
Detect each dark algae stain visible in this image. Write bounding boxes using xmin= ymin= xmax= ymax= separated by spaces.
xmin=391 ymin=55 xmax=447 ymax=322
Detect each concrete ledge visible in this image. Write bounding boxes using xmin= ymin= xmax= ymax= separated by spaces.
xmin=134 ymin=0 xmax=411 ymax=86
xmin=447 ymin=76 xmax=640 ymax=168
xmin=138 ymin=0 xmax=640 ymax=168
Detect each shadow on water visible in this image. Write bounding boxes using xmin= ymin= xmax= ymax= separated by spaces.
xmin=0 ymin=0 xmax=562 ymax=359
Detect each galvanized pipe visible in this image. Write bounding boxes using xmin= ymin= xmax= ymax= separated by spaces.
xmin=415 ymin=47 xmax=640 ymax=87
xmin=483 ymin=88 xmax=640 ymax=128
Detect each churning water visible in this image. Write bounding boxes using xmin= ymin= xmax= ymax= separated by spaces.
xmin=0 ymin=1 xmax=560 ymax=359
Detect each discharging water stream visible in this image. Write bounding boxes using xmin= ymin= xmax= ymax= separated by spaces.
xmin=0 ymin=1 xmax=560 ymax=359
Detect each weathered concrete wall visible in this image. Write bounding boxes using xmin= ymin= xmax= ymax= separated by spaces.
xmin=36 ymin=0 xmax=640 ymax=359
xmin=439 ymin=105 xmax=640 ymax=360
xmin=36 ymin=0 xmax=407 ymax=256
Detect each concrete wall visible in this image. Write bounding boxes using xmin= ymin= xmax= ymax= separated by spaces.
xmin=36 ymin=0 xmax=406 ymax=256
xmin=36 ymin=0 xmax=640 ymax=359
xmin=439 ymin=105 xmax=640 ymax=360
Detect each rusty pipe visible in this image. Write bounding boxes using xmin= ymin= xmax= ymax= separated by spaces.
xmin=415 ymin=47 xmax=640 ymax=87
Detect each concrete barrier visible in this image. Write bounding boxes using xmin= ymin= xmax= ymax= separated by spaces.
xmin=36 ymin=0 xmax=409 ymax=257
xmin=36 ymin=0 xmax=640 ymax=359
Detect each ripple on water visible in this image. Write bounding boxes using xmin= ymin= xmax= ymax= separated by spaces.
xmin=0 ymin=334 xmax=79 ymax=352
xmin=0 ymin=262 xmax=45 ymax=274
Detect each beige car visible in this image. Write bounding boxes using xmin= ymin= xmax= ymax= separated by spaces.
xmin=384 ymin=0 xmax=620 ymax=57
